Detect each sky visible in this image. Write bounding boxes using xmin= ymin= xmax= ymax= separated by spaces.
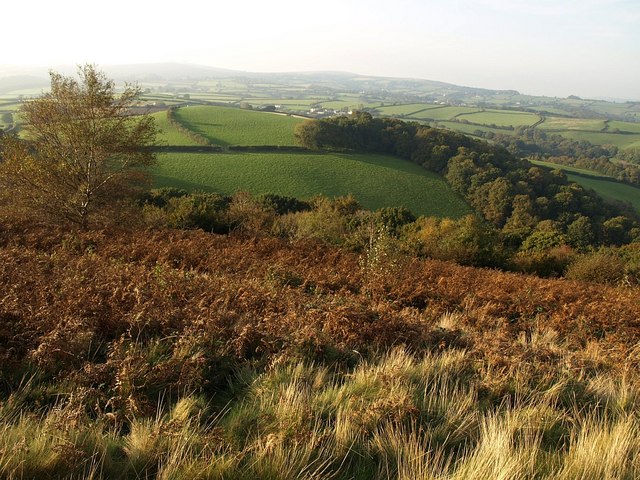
xmin=3 ymin=0 xmax=639 ymax=99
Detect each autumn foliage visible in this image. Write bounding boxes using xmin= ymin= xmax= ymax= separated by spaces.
xmin=1 ymin=223 xmax=638 ymax=389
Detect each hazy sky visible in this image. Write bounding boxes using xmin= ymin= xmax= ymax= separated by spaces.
xmin=3 ymin=0 xmax=639 ymax=99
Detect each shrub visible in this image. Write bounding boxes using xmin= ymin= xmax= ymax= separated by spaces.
xmin=257 ymin=193 xmax=311 ymax=215
xmin=164 ymin=192 xmax=232 ymax=233
xmin=227 ymin=191 xmax=277 ymax=234
xmin=374 ymin=206 xmax=416 ymax=236
xmin=511 ymin=245 xmax=575 ymax=278
xmin=405 ymin=214 xmax=504 ymax=267
xmin=565 ymin=251 xmax=627 ymax=285
xmin=138 ymin=188 xmax=189 ymax=208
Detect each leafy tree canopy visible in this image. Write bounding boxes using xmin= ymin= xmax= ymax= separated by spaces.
xmin=0 ymin=65 xmax=158 ymax=228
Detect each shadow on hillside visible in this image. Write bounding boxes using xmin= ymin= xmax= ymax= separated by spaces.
xmin=333 ymin=152 xmax=439 ymax=177
xmin=152 ymin=175 xmax=220 ymax=193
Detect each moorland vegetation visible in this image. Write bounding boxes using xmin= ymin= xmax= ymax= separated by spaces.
xmin=1 ymin=67 xmax=640 ymax=479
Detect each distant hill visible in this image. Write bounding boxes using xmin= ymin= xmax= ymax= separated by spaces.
xmin=0 ymin=75 xmax=49 ymax=94
xmin=0 ymin=63 xmax=520 ymax=98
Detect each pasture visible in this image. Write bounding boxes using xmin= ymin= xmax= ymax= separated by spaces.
xmin=318 ymin=99 xmax=382 ymax=110
xmin=609 ymin=120 xmax=640 ymax=134
xmin=457 ymin=110 xmax=539 ymax=127
xmin=566 ymin=173 xmax=640 ymax=211
xmin=410 ymin=106 xmax=482 ymax=121
xmin=376 ymin=103 xmax=440 ymax=116
xmin=173 ymin=106 xmax=304 ymax=146
xmin=435 ymin=120 xmax=518 ymax=137
xmin=530 ymin=159 xmax=639 ymax=211
xmin=529 ymin=159 xmax=611 ymax=178
xmin=151 ymin=111 xmax=201 ymax=146
xmin=559 ymin=131 xmax=640 ymax=149
xmin=538 ymin=117 xmax=606 ymax=131
xmin=153 ymin=151 xmax=471 ymax=218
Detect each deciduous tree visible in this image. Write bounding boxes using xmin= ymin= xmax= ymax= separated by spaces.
xmin=0 ymin=65 xmax=158 ymax=228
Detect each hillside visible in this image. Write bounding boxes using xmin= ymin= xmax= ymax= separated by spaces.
xmin=150 ymin=106 xmax=470 ymax=217
xmin=153 ymin=151 xmax=470 ymax=218
xmin=3 ymin=47 xmax=640 ymax=480
xmin=1 ymin=223 xmax=639 ymax=478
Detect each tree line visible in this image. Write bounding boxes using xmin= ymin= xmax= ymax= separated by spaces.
xmin=294 ymin=113 xmax=639 ymax=250
xmin=477 ymin=127 xmax=640 ymax=187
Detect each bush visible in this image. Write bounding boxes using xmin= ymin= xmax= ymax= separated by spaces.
xmin=257 ymin=193 xmax=311 ymax=215
xmin=163 ymin=192 xmax=232 ymax=233
xmin=565 ymin=251 xmax=628 ymax=285
xmin=227 ymin=191 xmax=277 ymax=234
xmin=511 ymin=246 xmax=575 ymax=278
xmin=405 ymin=215 xmax=504 ymax=267
xmin=139 ymin=188 xmax=189 ymax=208
xmin=374 ymin=206 xmax=416 ymax=236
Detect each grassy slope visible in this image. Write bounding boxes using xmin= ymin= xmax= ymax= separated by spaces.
xmin=377 ymin=103 xmax=439 ymax=116
xmin=174 ymin=105 xmax=304 ymax=146
xmin=151 ymin=111 xmax=201 ymax=146
xmin=148 ymin=105 xmax=471 ymax=218
xmin=435 ymin=120 xmax=518 ymax=137
xmin=566 ymin=173 xmax=640 ymax=210
xmin=538 ymin=117 xmax=607 ymax=131
xmin=609 ymin=120 xmax=640 ymax=133
xmin=457 ymin=110 xmax=539 ymax=127
xmin=529 ymin=159 xmax=640 ymax=211
xmin=1 ymin=226 xmax=640 ymax=479
xmin=560 ymin=130 xmax=640 ymax=149
xmin=529 ymin=159 xmax=612 ymax=178
xmin=154 ymin=151 xmax=471 ymax=217
xmin=410 ymin=106 xmax=482 ymax=121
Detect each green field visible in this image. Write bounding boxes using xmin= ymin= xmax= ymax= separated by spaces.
xmin=529 ymin=159 xmax=611 ymax=178
xmin=153 ymin=151 xmax=471 ymax=217
xmin=566 ymin=174 xmax=640 ymax=211
xmin=457 ymin=110 xmax=539 ymax=127
xmin=608 ymin=121 xmax=640 ymax=134
xmin=559 ymin=131 xmax=640 ymax=149
xmin=151 ymin=111 xmax=201 ymax=146
xmin=410 ymin=106 xmax=482 ymax=121
xmin=534 ymin=106 xmax=576 ymax=115
xmin=173 ymin=106 xmax=304 ymax=146
xmin=318 ymin=99 xmax=381 ymax=110
xmin=377 ymin=103 xmax=439 ymax=116
xmin=435 ymin=120 xmax=517 ymax=137
xmin=538 ymin=117 xmax=606 ymax=131
xmin=529 ymin=159 xmax=639 ymax=211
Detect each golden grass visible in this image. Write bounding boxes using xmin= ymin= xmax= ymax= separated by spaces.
xmin=1 ymin=225 xmax=640 ymax=478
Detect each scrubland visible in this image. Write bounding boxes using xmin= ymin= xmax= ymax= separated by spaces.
xmin=1 ymin=221 xmax=639 ymax=479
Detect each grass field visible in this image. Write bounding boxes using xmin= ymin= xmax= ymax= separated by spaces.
xmin=435 ymin=120 xmax=518 ymax=136
xmin=151 ymin=111 xmax=201 ymax=146
xmin=565 ymin=173 xmax=640 ymax=210
xmin=457 ymin=110 xmax=539 ymax=127
xmin=410 ymin=106 xmax=482 ymax=121
xmin=533 ymin=106 xmax=576 ymax=115
xmin=529 ymin=159 xmax=612 ymax=178
xmin=173 ymin=106 xmax=304 ymax=146
xmin=609 ymin=120 xmax=640 ymax=134
xmin=376 ymin=103 xmax=439 ymax=116
xmin=538 ymin=117 xmax=606 ymax=131
xmin=529 ymin=159 xmax=640 ymax=211
xmin=559 ymin=131 xmax=640 ymax=149
xmin=153 ymin=151 xmax=471 ymax=217
xmin=319 ymin=99 xmax=382 ymax=110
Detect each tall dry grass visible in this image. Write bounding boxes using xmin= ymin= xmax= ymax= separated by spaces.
xmin=1 ymin=225 xmax=639 ymax=478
